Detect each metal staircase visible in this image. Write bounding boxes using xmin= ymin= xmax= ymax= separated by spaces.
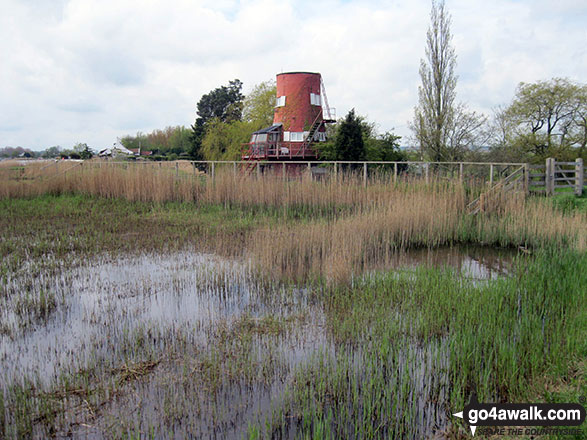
xmin=301 ymin=111 xmax=324 ymax=156
xmin=241 ymin=160 xmax=258 ymax=176
xmin=320 ymin=78 xmax=335 ymax=122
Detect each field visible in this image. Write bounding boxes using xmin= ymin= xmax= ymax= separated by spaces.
xmin=0 ymin=162 xmax=585 ymax=439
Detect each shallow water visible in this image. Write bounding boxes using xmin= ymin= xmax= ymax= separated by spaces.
xmin=0 ymin=245 xmax=518 ymax=438
xmin=378 ymin=244 xmax=517 ymax=279
xmin=1 ymin=252 xmax=319 ymax=385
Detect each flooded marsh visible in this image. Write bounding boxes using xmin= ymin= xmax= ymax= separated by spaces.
xmin=0 ymin=246 xmax=533 ymax=438
xmin=0 ymin=192 xmax=585 ymax=439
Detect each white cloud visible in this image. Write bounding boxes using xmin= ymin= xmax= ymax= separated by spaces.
xmin=0 ymin=0 xmax=585 ymax=149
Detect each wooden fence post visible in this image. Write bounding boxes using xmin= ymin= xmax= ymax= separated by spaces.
xmin=576 ymin=158 xmax=584 ymax=196
xmin=523 ymin=163 xmax=530 ymax=195
xmin=175 ymin=161 xmax=179 ymax=177
xmin=363 ymin=162 xmax=367 ymax=187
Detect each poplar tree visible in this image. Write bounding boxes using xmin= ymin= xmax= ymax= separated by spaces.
xmin=411 ymin=0 xmax=457 ymax=161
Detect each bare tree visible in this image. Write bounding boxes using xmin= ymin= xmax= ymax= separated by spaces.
xmin=447 ymin=104 xmax=488 ymax=158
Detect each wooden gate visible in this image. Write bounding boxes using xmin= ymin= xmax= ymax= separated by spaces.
xmin=529 ymin=158 xmax=584 ymax=196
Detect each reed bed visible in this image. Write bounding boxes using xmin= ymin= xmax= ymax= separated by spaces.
xmin=0 ymin=162 xmax=466 ymax=214
xmin=252 ymin=190 xmax=585 ymax=283
xmin=2 ymin=163 xmax=585 ymax=285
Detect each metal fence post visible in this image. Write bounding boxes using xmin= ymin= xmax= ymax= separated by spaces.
xmin=175 ymin=161 xmax=179 ymax=177
xmin=363 ymin=162 xmax=367 ymax=187
xmin=489 ymin=164 xmax=494 ymax=186
xmin=545 ymin=158 xmax=550 ymax=195
xmin=211 ymin=162 xmax=215 ymax=182
xmin=424 ymin=163 xmax=429 ymax=184
xmin=459 ymin=163 xmax=464 ymax=183
xmin=233 ymin=162 xmax=237 ymax=177
xmin=394 ymin=162 xmax=398 ymax=184
xmin=546 ymin=158 xmax=555 ymax=196
xmin=576 ymin=158 xmax=584 ymax=196
xmin=257 ymin=162 xmax=261 ymax=179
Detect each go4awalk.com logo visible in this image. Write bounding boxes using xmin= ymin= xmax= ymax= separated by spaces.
xmin=453 ymin=394 xmax=586 ymax=436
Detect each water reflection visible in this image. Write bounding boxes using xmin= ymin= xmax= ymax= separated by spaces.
xmin=385 ymin=245 xmax=517 ymax=279
xmin=0 ymin=246 xmax=519 ymax=439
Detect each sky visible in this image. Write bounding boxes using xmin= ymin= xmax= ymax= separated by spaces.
xmin=0 ymin=0 xmax=586 ymax=151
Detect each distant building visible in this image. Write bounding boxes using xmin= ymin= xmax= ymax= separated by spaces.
xmin=98 ymin=142 xmax=134 ymax=158
xmin=129 ymin=148 xmax=153 ymax=157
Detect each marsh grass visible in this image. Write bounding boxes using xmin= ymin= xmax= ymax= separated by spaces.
xmin=1 ymin=163 xmax=586 ymax=438
xmin=248 ymin=250 xmax=586 ymax=438
xmin=3 ymin=164 xmax=585 ymax=283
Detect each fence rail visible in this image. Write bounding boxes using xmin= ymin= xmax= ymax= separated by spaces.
xmin=68 ymin=159 xmax=531 ymax=187
xmin=2 ymin=158 xmax=583 ymax=196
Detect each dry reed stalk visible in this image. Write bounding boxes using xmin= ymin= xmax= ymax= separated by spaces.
xmin=1 ymin=162 xmax=585 ymax=282
xmin=250 ymin=185 xmax=467 ymax=283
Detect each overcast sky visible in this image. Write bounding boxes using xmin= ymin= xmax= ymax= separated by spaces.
xmin=1 ymin=0 xmax=586 ymax=150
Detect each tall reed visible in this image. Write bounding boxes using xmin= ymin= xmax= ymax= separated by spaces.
xmin=2 ymin=162 xmax=585 ymax=284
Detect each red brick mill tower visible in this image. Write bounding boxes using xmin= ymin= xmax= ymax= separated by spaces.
xmin=242 ymin=72 xmax=336 ymax=173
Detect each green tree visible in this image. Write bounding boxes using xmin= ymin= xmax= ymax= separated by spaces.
xmin=243 ymin=80 xmax=276 ymax=128
xmin=333 ymin=109 xmax=365 ymax=161
xmin=410 ymin=0 xmax=486 ymax=161
xmin=365 ymin=131 xmax=404 ymax=161
xmin=190 ymin=79 xmax=244 ymax=160
xmin=199 ymin=79 xmax=277 ymax=161
xmin=118 ymin=127 xmax=192 ymax=157
xmin=120 ymin=133 xmax=150 ymax=152
xmin=410 ymin=0 xmax=456 ymax=161
xmin=317 ymin=112 xmax=404 ymax=162
xmin=41 ymin=146 xmax=61 ymax=158
xmin=498 ymin=78 xmax=587 ymax=160
xmin=200 ymin=119 xmax=254 ymax=161
xmin=72 ymin=143 xmax=93 ymax=160
xmin=168 ymin=126 xmax=192 ymax=155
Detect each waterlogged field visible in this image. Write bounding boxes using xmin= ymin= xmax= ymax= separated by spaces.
xmin=0 ymin=168 xmax=586 ymax=439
